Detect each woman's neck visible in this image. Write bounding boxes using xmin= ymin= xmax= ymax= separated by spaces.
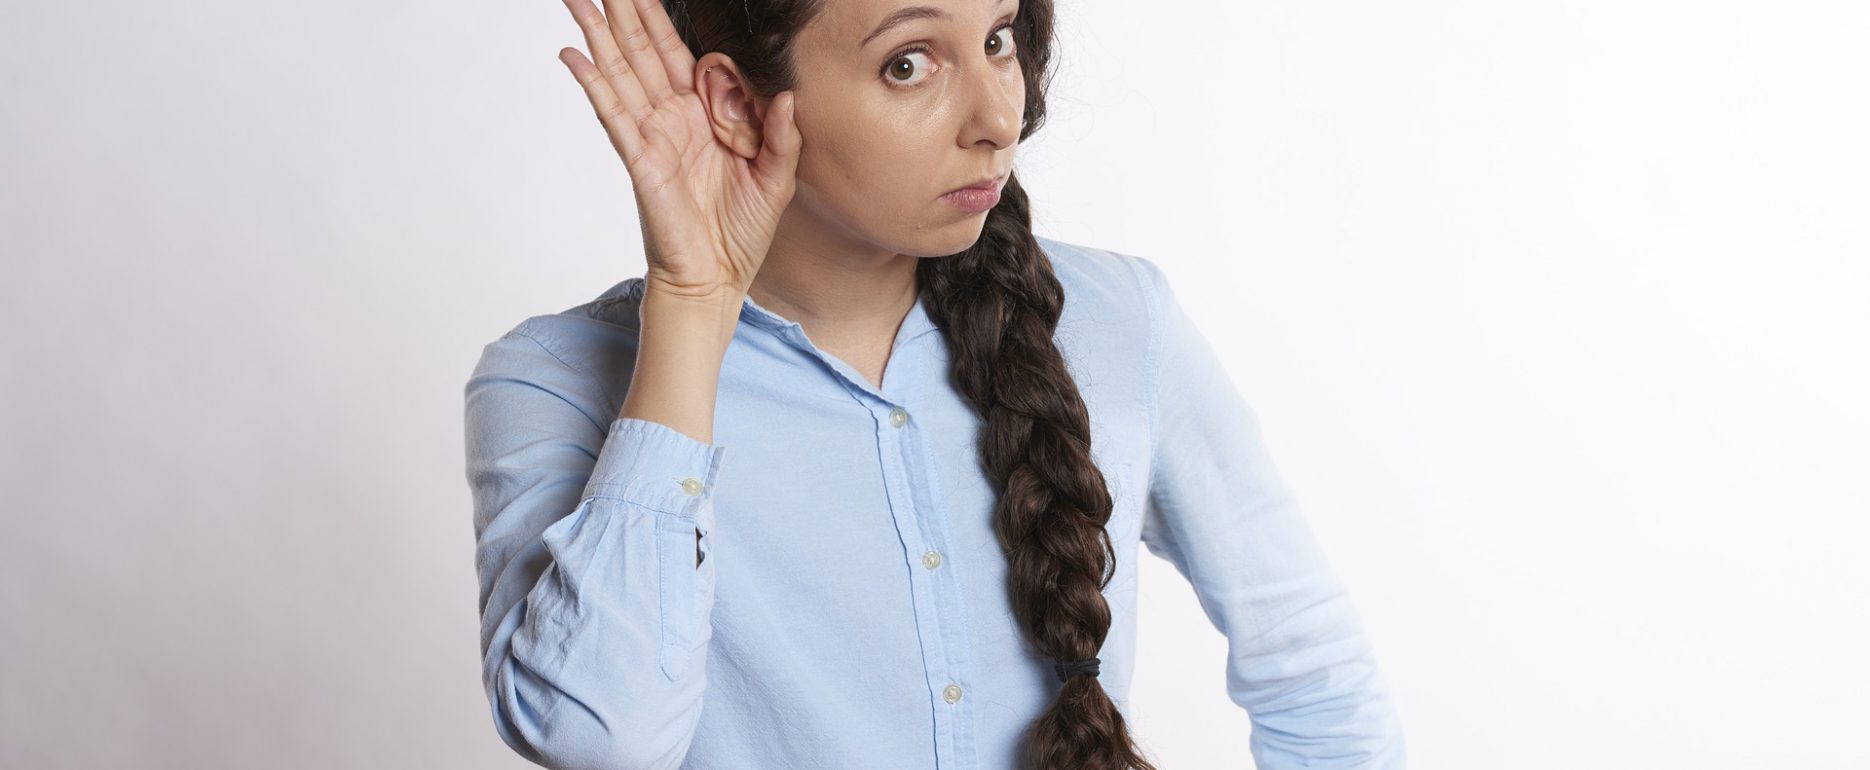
xmin=748 ymin=237 xmax=922 ymax=354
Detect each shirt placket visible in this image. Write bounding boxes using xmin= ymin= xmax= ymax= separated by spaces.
xmin=872 ymin=397 xmax=976 ymax=770
xmin=745 ymin=299 xmax=976 ymax=769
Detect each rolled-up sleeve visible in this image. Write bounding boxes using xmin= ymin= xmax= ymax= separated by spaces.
xmin=1123 ymin=255 xmax=1407 ymax=769
xmin=465 ymin=323 xmax=726 ymax=770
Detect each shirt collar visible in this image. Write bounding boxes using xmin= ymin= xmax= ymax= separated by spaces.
xmin=606 ymin=276 xmax=940 ymax=347
xmin=738 ymin=287 xmax=940 ymax=349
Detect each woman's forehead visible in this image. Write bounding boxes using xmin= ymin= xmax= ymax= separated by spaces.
xmin=808 ymin=0 xmax=1010 ymax=50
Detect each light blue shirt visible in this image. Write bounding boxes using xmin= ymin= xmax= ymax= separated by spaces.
xmin=464 ymin=235 xmax=1406 ymax=769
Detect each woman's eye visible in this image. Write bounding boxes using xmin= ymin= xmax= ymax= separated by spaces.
xmin=986 ymin=24 xmax=1016 ymax=58
xmin=882 ymin=47 xmax=935 ymax=87
xmin=880 ymin=22 xmax=1018 ymax=89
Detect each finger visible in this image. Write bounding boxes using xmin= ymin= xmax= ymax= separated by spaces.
xmin=752 ymin=91 xmax=803 ymax=196
xmin=563 ymin=0 xmax=654 ymax=124
xmin=600 ymin=0 xmax=675 ymax=105
xmin=629 ymin=0 xmax=698 ymax=94
xmin=560 ymin=47 xmax=645 ymax=167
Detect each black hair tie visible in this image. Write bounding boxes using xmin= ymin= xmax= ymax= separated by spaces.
xmin=1053 ymin=656 xmax=1101 ymax=683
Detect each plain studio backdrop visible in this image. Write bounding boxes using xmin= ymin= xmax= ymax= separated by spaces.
xmin=3 ymin=0 xmax=1865 ymax=767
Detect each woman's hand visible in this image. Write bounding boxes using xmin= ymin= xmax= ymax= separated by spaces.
xmin=556 ymin=0 xmax=801 ymax=306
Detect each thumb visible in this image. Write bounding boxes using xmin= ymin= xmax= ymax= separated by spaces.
xmin=752 ymin=91 xmax=801 ymax=194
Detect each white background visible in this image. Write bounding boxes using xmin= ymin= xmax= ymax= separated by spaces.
xmin=3 ymin=0 xmax=1866 ymax=768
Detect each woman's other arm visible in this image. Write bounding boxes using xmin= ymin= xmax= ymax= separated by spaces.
xmin=1124 ymin=253 xmax=1408 ymax=769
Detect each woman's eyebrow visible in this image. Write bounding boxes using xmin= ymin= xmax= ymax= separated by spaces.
xmin=859 ymin=0 xmax=1010 ymax=50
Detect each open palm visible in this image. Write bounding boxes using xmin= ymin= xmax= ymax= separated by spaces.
xmin=557 ymin=0 xmax=801 ymax=303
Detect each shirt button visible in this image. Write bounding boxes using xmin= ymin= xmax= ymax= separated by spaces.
xmin=942 ymin=683 xmax=963 ymax=704
xmin=888 ymin=407 xmax=908 ymax=428
xmin=680 ymin=477 xmax=704 ymax=496
xmin=921 ymin=550 xmax=942 ymax=569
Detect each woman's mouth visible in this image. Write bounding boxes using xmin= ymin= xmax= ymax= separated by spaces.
xmin=941 ymin=176 xmax=1004 ymax=214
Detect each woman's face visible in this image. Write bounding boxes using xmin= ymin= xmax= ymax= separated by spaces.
xmin=780 ymin=0 xmax=1025 ymax=258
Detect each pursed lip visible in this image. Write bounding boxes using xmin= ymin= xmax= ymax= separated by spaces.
xmin=946 ymin=173 xmax=1007 ymax=195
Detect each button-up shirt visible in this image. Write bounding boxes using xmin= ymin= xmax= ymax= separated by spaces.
xmin=463 ymin=235 xmax=1407 ymax=769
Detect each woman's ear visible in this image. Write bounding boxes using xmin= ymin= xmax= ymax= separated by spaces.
xmin=694 ymin=54 xmax=768 ymax=161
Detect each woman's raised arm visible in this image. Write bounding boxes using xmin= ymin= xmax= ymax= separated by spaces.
xmin=466 ymin=321 xmax=727 ymax=770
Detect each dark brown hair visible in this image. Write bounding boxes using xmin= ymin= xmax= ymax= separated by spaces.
xmin=667 ymin=1 xmax=1157 ymax=767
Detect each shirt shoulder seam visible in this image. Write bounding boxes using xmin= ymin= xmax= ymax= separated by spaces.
xmin=509 ymin=321 xmax=619 ymax=429
xmin=1113 ymin=251 xmax=1165 ymax=472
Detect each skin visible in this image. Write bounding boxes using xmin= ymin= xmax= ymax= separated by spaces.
xmin=695 ymin=0 xmax=1026 ymax=387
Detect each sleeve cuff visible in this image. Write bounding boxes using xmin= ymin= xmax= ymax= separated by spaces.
xmin=579 ymin=416 xmax=728 ymax=516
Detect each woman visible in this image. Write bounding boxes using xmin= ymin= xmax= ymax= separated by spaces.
xmin=463 ymin=0 xmax=1407 ymax=767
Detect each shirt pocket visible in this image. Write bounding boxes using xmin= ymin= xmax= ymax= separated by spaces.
xmin=656 ymin=510 xmax=711 ymax=680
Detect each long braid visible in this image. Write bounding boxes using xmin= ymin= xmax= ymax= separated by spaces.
xmin=919 ymin=174 xmax=1160 ymax=770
